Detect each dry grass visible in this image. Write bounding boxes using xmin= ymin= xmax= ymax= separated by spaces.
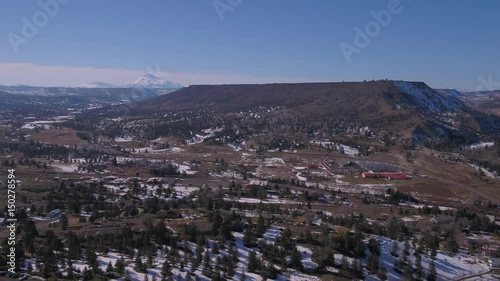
xmin=26 ymin=128 xmax=87 ymax=146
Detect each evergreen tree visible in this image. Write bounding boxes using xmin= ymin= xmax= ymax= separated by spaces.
xmin=256 ymin=215 xmax=266 ymax=237
xmin=162 ymin=260 xmax=172 ymax=277
xmin=248 ymin=251 xmax=258 ymax=272
xmin=135 ymin=255 xmax=144 ymax=272
xmin=290 ymin=247 xmax=303 ymax=270
xmin=377 ymin=265 xmax=388 ymax=280
xmin=116 ymin=256 xmax=125 ymax=275
xmin=243 ymin=227 xmax=255 ymax=247
xmin=106 ymin=261 xmax=114 ymax=273
xmin=67 ymin=260 xmax=74 ymax=280
xmin=202 ymin=250 xmax=211 ymax=277
xmin=367 ymin=254 xmax=379 ymax=274
xmin=60 ymin=213 xmax=69 ymax=230
xmin=431 ymin=248 xmax=437 ymax=260
xmin=415 ymin=254 xmax=424 ymax=280
xmin=391 ymin=241 xmax=400 ymax=257
xmin=427 ymin=260 xmax=437 ymax=281
xmin=341 ymin=255 xmax=349 ymax=270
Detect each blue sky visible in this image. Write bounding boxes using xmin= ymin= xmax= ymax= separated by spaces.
xmin=0 ymin=0 xmax=499 ymax=89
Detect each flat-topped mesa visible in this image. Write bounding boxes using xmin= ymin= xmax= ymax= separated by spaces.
xmin=133 ymin=80 xmax=499 ymax=147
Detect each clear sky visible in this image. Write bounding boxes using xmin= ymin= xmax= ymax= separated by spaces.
xmin=0 ymin=0 xmax=499 ymax=89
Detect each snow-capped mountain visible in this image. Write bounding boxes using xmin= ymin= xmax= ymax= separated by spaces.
xmin=125 ymin=73 xmax=183 ymax=89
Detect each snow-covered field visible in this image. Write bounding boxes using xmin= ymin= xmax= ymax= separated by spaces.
xmin=210 ymin=170 xmax=244 ymax=179
xmin=170 ymin=147 xmax=185 ymax=153
xmin=399 ymin=202 xmax=456 ymax=211
xmin=51 ymin=163 xmax=81 ymax=173
xmin=176 ymin=163 xmax=197 ymax=175
xmin=173 ymin=185 xmax=198 ymax=198
xmin=225 ymin=197 xmax=303 ymax=205
xmin=310 ymin=141 xmax=359 ymax=156
xmin=369 ymin=236 xmax=489 ymax=281
xmin=297 ymin=246 xmax=318 ymax=270
xmin=263 ymin=158 xmax=286 ymax=167
xmin=262 ymin=225 xmax=283 ymax=244
xmin=228 ymin=142 xmax=245 ymax=151
xmin=186 ymin=127 xmax=224 ymax=145
xmin=114 ymin=136 xmax=134 ymax=142
xmin=296 ymin=172 xmax=308 ymax=182
xmin=21 ymin=116 xmax=73 ymax=130
xmin=470 ymin=164 xmax=497 ymax=178
xmin=69 ymin=228 xmax=320 ymax=281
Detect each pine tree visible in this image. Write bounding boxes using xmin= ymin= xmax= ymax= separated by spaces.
xmin=354 ymin=240 xmax=366 ymax=257
xmin=404 ymin=266 xmax=415 ymax=281
xmin=147 ymin=252 xmax=153 ymax=267
xmin=162 ymin=260 xmax=172 ymax=277
xmin=290 ymin=247 xmax=303 ymax=270
xmin=431 ymin=248 xmax=437 ymax=260
xmin=427 ymin=260 xmax=437 ymax=281
xmin=256 ymin=215 xmax=266 ymax=237
xmin=202 ymin=250 xmax=211 ymax=277
xmin=367 ymin=254 xmax=379 ymax=274
xmin=116 ymin=256 xmax=125 ymax=275
xmin=377 ymin=265 xmax=388 ymax=280
xmin=404 ymin=239 xmax=411 ymax=256
xmin=305 ymin=228 xmax=312 ymax=242
xmin=391 ymin=241 xmax=400 ymax=257
xmin=243 ymin=227 xmax=255 ymax=247
xmin=58 ymin=212 xmax=68 ymax=229
xmin=229 ymin=243 xmax=239 ymax=263
xmin=135 ymin=255 xmax=144 ymax=272
xmin=341 ymin=255 xmax=349 ymax=270
xmin=106 ymin=261 xmax=114 ymax=272
xmin=247 ymin=251 xmax=258 ymax=272
xmin=67 ymin=259 xmax=74 ymax=280
xmin=415 ymin=254 xmax=424 ymax=280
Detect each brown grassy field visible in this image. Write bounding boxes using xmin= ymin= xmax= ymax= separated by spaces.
xmin=26 ymin=128 xmax=87 ymax=146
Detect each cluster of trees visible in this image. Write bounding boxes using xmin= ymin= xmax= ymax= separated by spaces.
xmin=455 ymin=208 xmax=496 ymax=232
xmin=149 ymin=164 xmax=182 ymax=177
xmin=386 ymin=188 xmax=419 ymax=205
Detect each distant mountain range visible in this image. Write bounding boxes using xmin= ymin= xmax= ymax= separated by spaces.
xmin=0 ymin=73 xmax=182 ymax=104
xmin=0 ymin=74 xmax=184 ymax=117
xmin=77 ymin=82 xmax=117 ymax=88
xmin=76 ymin=73 xmax=183 ymax=89
xmin=436 ymin=88 xmax=500 ymax=116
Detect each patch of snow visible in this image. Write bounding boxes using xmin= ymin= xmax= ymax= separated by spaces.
xmin=468 ymin=142 xmax=495 ymax=149
xmin=114 ymin=136 xmax=134 ymax=142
